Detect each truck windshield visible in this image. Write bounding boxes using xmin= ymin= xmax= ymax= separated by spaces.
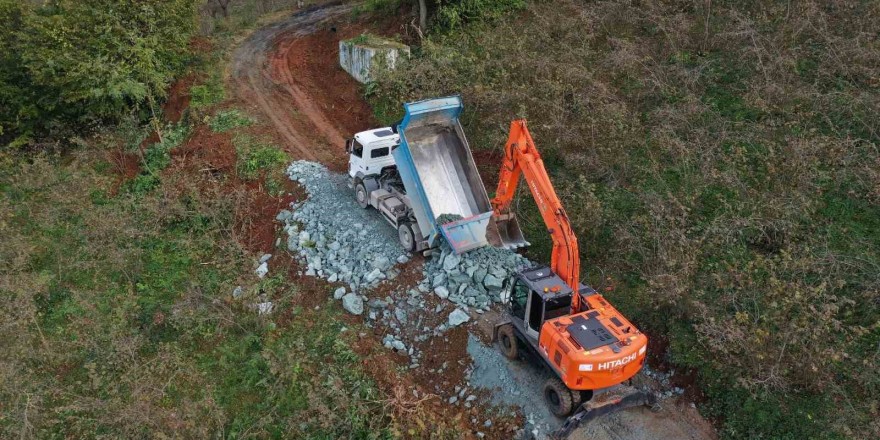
xmin=544 ymin=295 xmax=572 ymax=321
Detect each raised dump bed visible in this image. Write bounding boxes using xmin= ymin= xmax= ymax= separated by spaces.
xmin=392 ymin=96 xmax=499 ymax=253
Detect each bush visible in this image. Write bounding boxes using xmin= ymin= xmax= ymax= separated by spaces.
xmin=434 ymin=0 xmax=526 ymax=32
xmin=234 ymin=134 xmax=288 ymax=180
xmin=0 ymin=0 xmax=200 ymax=146
xmin=209 ymin=109 xmax=254 ymax=132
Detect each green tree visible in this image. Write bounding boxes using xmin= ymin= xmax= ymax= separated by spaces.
xmin=0 ymin=1 xmax=33 ymax=143
xmin=0 ymin=0 xmax=200 ymax=146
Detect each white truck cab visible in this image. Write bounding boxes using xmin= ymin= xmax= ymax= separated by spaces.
xmin=346 ymin=127 xmax=399 ymax=180
xmin=346 ymin=127 xmax=430 ymax=252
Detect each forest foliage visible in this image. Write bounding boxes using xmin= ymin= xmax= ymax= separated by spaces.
xmin=0 ymin=0 xmax=200 ymax=147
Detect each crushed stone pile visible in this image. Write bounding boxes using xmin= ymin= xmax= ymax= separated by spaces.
xmin=281 ymin=160 xmax=532 ymax=365
xmin=420 ymin=242 xmax=530 ymax=312
xmin=466 ymin=334 xmax=559 ymax=437
xmin=283 ymin=161 xmax=407 ymax=290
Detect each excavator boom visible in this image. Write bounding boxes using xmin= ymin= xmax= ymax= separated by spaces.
xmin=492 ymin=120 xmax=582 ymax=313
xmin=490 ymin=120 xmax=649 ymax=428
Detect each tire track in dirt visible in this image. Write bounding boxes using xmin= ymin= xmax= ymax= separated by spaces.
xmin=231 ymin=2 xmax=351 ymax=163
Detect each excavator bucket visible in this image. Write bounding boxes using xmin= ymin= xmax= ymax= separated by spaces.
xmin=491 ymin=212 xmax=529 ymax=249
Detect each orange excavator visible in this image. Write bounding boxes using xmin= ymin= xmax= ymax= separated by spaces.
xmin=490 ymin=120 xmax=653 ymax=437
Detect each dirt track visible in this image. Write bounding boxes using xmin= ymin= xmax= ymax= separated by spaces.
xmin=230 ymin=4 xmax=718 ymax=439
xmin=231 ymin=2 xmax=356 ymax=165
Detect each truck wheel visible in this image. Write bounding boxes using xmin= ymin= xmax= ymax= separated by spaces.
xmin=355 ymin=182 xmax=369 ymax=209
xmin=543 ymin=377 xmax=575 ymax=417
xmin=397 ymin=223 xmax=416 ymax=252
xmin=497 ymin=324 xmax=518 ymax=360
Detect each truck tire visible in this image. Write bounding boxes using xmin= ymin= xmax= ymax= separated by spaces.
xmin=543 ymin=377 xmax=575 ymax=417
xmin=497 ymin=324 xmax=518 ymax=360
xmin=355 ymin=182 xmax=369 ymax=209
xmin=397 ymin=223 xmax=416 ymax=252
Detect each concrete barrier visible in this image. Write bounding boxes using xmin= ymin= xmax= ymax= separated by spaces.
xmin=339 ymin=35 xmax=410 ymax=83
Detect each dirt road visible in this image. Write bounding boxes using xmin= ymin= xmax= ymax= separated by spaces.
xmin=231 ymin=2 xmax=374 ymax=168
xmin=230 ymin=3 xmax=717 ymax=439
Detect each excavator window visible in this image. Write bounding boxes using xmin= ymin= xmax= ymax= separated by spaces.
xmin=528 ymin=291 xmax=543 ymax=331
xmin=544 ymin=295 xmax=572 ymax=321
xmin=511 ymin=279 xmax=529 ymax=318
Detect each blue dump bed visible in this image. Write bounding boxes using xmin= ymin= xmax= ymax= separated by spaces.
xmin=392 ymin=96 xmax=494 ymax=254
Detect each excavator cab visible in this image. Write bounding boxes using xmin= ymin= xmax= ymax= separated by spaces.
xmin=503 ymin=266 xmax=579 ymax=342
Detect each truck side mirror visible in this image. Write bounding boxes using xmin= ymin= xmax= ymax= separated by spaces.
xmin=345 ymin=138 xmax=354 ymax=154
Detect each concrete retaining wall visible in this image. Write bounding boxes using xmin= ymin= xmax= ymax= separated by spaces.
xmin=339 ymin=36 xmax=410 ymax=83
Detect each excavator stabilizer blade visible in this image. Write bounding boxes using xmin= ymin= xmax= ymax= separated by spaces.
xmin=550 ymin=386 xmax=656 ymax=440
xmin=491 ymin=213 xmax=529 ymax=249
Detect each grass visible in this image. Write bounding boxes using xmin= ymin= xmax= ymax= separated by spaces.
xmin=234 ymin=133 xmax=288 ymax=181
xmin=0 ymin=85 xmax=399 ymax=440
xmin=370 ymin=1 xmax=880 ymax=438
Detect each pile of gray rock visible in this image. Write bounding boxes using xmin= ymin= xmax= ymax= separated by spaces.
xmin=281 ymin=160 xmax=532 ymax=362
xmin=282 ymin=161 xmax=408 ymax=291
xmin=420 ymin=242 xmax=531 ymax=312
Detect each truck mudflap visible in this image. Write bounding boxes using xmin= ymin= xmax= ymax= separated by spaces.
xmin=439 ymin=212 xmax=493 ymax=253
xmin=550 ymin=385 xmax=657 ymax=440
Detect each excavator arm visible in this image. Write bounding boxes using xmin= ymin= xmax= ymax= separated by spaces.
xmin=491 ymin=120 xmax=583 ymax=313
xmin=490 ymin=120 xmax=651 ymax=436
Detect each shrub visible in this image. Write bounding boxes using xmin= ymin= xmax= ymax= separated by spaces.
xmin=234 ymin=134 xmax=288 ymax=180
xmin=0 ymin=0 xmax=199 ymax=146
xmin=208 ymin=109 xmax=253 ymax=132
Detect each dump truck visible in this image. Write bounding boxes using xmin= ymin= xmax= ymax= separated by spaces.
xmin=346 ymin=96 xmax=524 ymax=254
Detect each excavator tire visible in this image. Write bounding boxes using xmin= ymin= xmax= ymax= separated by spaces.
xmin=543 ymin=377 xmax=574 ymax=417
xmin=497 ymin=324 xmax=518 ymax=360
xmin=571 ymin=388 xmax=585 ymax=409
xmin=355 ymin=182 xmax=369 ymax=209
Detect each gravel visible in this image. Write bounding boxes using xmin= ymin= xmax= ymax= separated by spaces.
xmin=466 ymin=335 xmax=560 ymax=436
xmin=280 ymin=160 xmax=533 ymax=375
xmin=421 ymin=242 xmax=531 ymax=312
xmin=283 ymin=161 xmax=407 ymax=291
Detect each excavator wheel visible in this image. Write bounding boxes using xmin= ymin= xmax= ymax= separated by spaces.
xmin=543 ymin=377 xmax=575 ymax=417
xmin=355 ymin=182 xmax=370 ymax=209
xmin=571 ymin=388 xmax=586 ymax=409
xmin=497 ymin=324 xmax=518 ymax=360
